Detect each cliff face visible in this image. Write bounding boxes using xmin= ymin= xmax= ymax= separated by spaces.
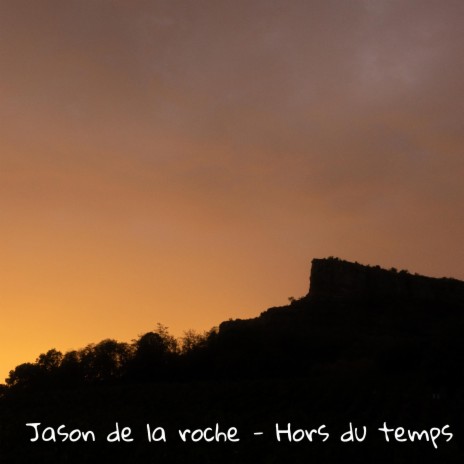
xmin=309 ymin=258 xmax=464 ymax=303
xmin=219 ymin=257 xmax=464 ymax=334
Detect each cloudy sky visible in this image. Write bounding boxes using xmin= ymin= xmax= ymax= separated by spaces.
xmin=0 ymin=0 xmax=463 ymax=380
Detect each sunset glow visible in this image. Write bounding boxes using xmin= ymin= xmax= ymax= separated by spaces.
xmin=1 ymin=0 xmax=463 ymax=381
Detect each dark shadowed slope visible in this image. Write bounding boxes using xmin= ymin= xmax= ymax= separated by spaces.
xmin=1 ymin=258 xmax=464 ymax=463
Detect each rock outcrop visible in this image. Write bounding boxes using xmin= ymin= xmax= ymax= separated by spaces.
xmin=308 ymin=257 xmax=464 ymax=303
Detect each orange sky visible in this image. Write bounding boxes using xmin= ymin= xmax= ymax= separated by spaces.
xmin=1 ymin=0 xmax=463 ymax=381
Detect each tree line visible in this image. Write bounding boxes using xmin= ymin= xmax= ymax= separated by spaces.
xmin=2 ymin=324 xmax=217 ymax=392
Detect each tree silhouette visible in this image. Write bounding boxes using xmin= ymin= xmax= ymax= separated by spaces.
xmin=128 ymin=324 xmax=178 ymax=382
xmin=80 ymin=340 xmax=132 ymax=384
xmin=36 ymin=349 xmax=63 ymax=372
xmin=5 ymin=363 xmax=41 ymax=389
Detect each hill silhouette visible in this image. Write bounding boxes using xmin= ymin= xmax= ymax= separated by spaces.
xmin=1 ymin=257 xmax=464 ymax=463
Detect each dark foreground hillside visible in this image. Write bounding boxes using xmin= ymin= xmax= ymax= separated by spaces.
xmin=1 ymin=258 xmax=464 ymax=463
xmin=1 ymin=377 xmax=463 ymax=463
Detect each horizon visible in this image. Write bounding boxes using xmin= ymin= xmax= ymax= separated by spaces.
xmin=1 ymin=0 xmax=463 ymax=381
xmin=2 ymin=254 xmax=463 ymax=383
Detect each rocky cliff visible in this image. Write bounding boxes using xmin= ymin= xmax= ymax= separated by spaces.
xmin=308 ymin=257 xmax=464 ymax=303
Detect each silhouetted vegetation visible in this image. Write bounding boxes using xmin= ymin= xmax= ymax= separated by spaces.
xmin=2 ymin=324 xmax=212 ymax=391
xmin=2 ymin=258 xmax=464 ymax=462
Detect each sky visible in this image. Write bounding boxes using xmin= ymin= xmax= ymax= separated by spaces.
xmin=0 ymin=0 xmax=463 ymax=381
